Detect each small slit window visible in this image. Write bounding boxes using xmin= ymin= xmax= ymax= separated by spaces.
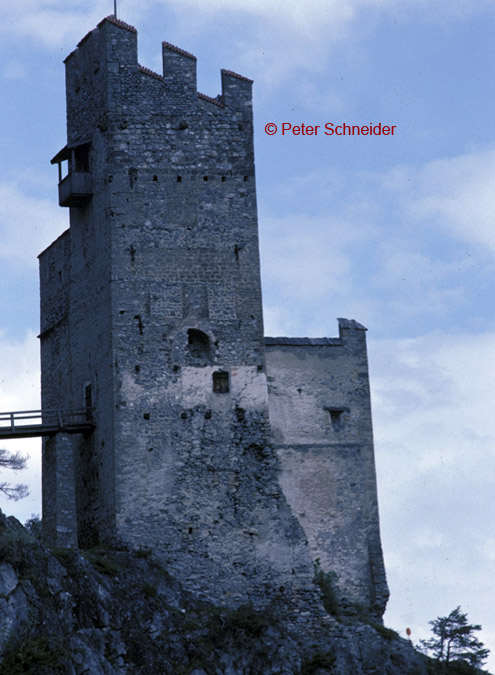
xmin=213 ymin=371 xmax=229 ymax=394
xmin=325 ymin=407 xmax=348 ymax=429
xmin=84 ymin=383 xmax=93 ymax=420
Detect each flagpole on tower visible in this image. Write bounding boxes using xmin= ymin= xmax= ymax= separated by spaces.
xmin=114 ymin=0 xmax=117 ymax=17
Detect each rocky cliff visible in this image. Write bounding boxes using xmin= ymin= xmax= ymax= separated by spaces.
xmin=0 ymin=510 xmax=429 ymax=674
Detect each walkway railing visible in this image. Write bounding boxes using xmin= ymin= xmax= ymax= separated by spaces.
xmin=0 ymin=409 xmax=95 ymax=439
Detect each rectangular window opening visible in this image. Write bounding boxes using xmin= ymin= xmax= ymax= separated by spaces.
xmin=213 ymin=371 xmax=229 ymax=394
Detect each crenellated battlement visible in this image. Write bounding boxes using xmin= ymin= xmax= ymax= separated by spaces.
xmin=162 ymin=40 xmax=197 ymax=61
xmin=98 ymin=14 xmax=138 ymax=34
xmin=137 ymin=64 xmax=163 ymax=81
xmin=64 ymin=15 xmax=252 ymax=109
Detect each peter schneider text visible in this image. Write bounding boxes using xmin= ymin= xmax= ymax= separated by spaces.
xmin=264 ymin=122 xmax=397 ymax=136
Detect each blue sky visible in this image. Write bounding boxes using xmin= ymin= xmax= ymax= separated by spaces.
xmin=0 ymin=1 xmax=494 ymax=668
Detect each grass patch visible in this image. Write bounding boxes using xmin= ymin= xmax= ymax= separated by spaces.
xmin=370 ymin=622 xmax=399 ymax=641
xmin=82 ymin=549 xmax=120 ymax=576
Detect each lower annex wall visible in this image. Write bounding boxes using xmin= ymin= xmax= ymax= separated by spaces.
xmin=265 ymin=319 xmax=389 ymax=617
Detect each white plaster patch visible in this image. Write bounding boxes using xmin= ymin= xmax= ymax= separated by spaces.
xmin=230 ymin=367 xmax=269 ymax=410
xmin=180 ymin=366 xmax=269 ymax=410
xmin=181 ymin=367 xmax=212 ymax=407
xmin=120 ymin=372 xmax=144 ymax=407
xmin=268 ymin=375 xmax=326 ymax=443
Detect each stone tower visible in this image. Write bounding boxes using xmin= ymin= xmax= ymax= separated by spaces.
xmin=41 ymin=16 xmax=388 ymax=616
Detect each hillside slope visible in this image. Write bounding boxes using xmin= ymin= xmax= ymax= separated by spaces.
xmin=0 ymin=510 xmax=432 ymax=674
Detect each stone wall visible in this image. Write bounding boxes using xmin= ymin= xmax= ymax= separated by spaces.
xmin=265 ymin=319 xmax=389 ymax=617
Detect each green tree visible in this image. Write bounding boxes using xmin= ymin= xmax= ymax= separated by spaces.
xmin=419 ymin=606 xmax=489 ymax=671
xmin=0 ymin=448 xmax=29 ymax=500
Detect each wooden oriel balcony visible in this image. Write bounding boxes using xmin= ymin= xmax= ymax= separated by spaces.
xmin=51 ymin=141 xmax=93 ymax=207
xmin=58 ymin=171 xmax=93 ymax=207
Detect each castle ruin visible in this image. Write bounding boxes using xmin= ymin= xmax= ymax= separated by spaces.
xmin=40 ymin=16 xmax=388 ymax=618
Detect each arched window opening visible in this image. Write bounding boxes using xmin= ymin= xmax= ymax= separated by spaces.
xmin=187 ymin=328 xmax=211 ymax=365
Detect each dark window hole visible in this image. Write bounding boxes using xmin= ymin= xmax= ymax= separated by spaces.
xmin=326 ymin=407 xmax=349 ymax=429
xmin=84 ymin=384 xmax=93 ymax=421
xmin=213 ymin=371 xmax=229 ymax=394
xmin=187 ymin=329 xmax=211 ymax=364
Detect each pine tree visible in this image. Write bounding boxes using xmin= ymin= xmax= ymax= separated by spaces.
xmin=420 ymin=606 xmax=489 ymax=671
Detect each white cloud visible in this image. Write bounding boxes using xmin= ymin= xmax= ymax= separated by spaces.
xmin=415 ymin=148 xmax=495 ymax=251
xmin=1 ymin=0 xmax=489 ymax=86
xmin=259 ymin=212 xmax=381 ymax=335
xmin=370 ymin=331 xmax=495 ymax=670
xmin=260 ymin=147 xmax=495 ymax=338
xmin=0 ymin=181 xmax=67 ymax=269
xmin=261 ymin=214 xmax=356 ymax=298
xmin=163 ymin=0 xmax=491 ymax=26
xmin=0 ymin=0 xmax=111 ymax=48
xmin=160 ymin=0 xmax=494 ymax=87
xmin=382 ymin=146 xmax=495 ymax=253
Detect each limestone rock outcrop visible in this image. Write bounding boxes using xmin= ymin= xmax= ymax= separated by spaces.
xmin=0 ymin=511 xmax=427 ymax=674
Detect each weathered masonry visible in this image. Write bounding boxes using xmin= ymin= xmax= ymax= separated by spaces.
xmin=40 ymin=15 xmax=388 ymax=617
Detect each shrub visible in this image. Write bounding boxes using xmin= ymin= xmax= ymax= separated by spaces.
xmin=142 ymin=583 xmax=157 ymax=599
xmin=82 ymin=549 xmax=119 ymax=576
xmin=0 ymin=527 xmax=31 ymax=570
xmin=301 ymin=651 xmax=336 ymax=674
xmin=135 ymin=547 xmax=152 ymax=559
xmin=313 ymin=560 xmax=339 ymax=616
xmin=24 ymin=515 xmax=42 ymax=541
xmin=0 ymin=634 xmax=70 ymax=674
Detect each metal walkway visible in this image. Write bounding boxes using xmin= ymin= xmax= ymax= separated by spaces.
xmin=0 ymin=409 xmax=95 ymax=439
